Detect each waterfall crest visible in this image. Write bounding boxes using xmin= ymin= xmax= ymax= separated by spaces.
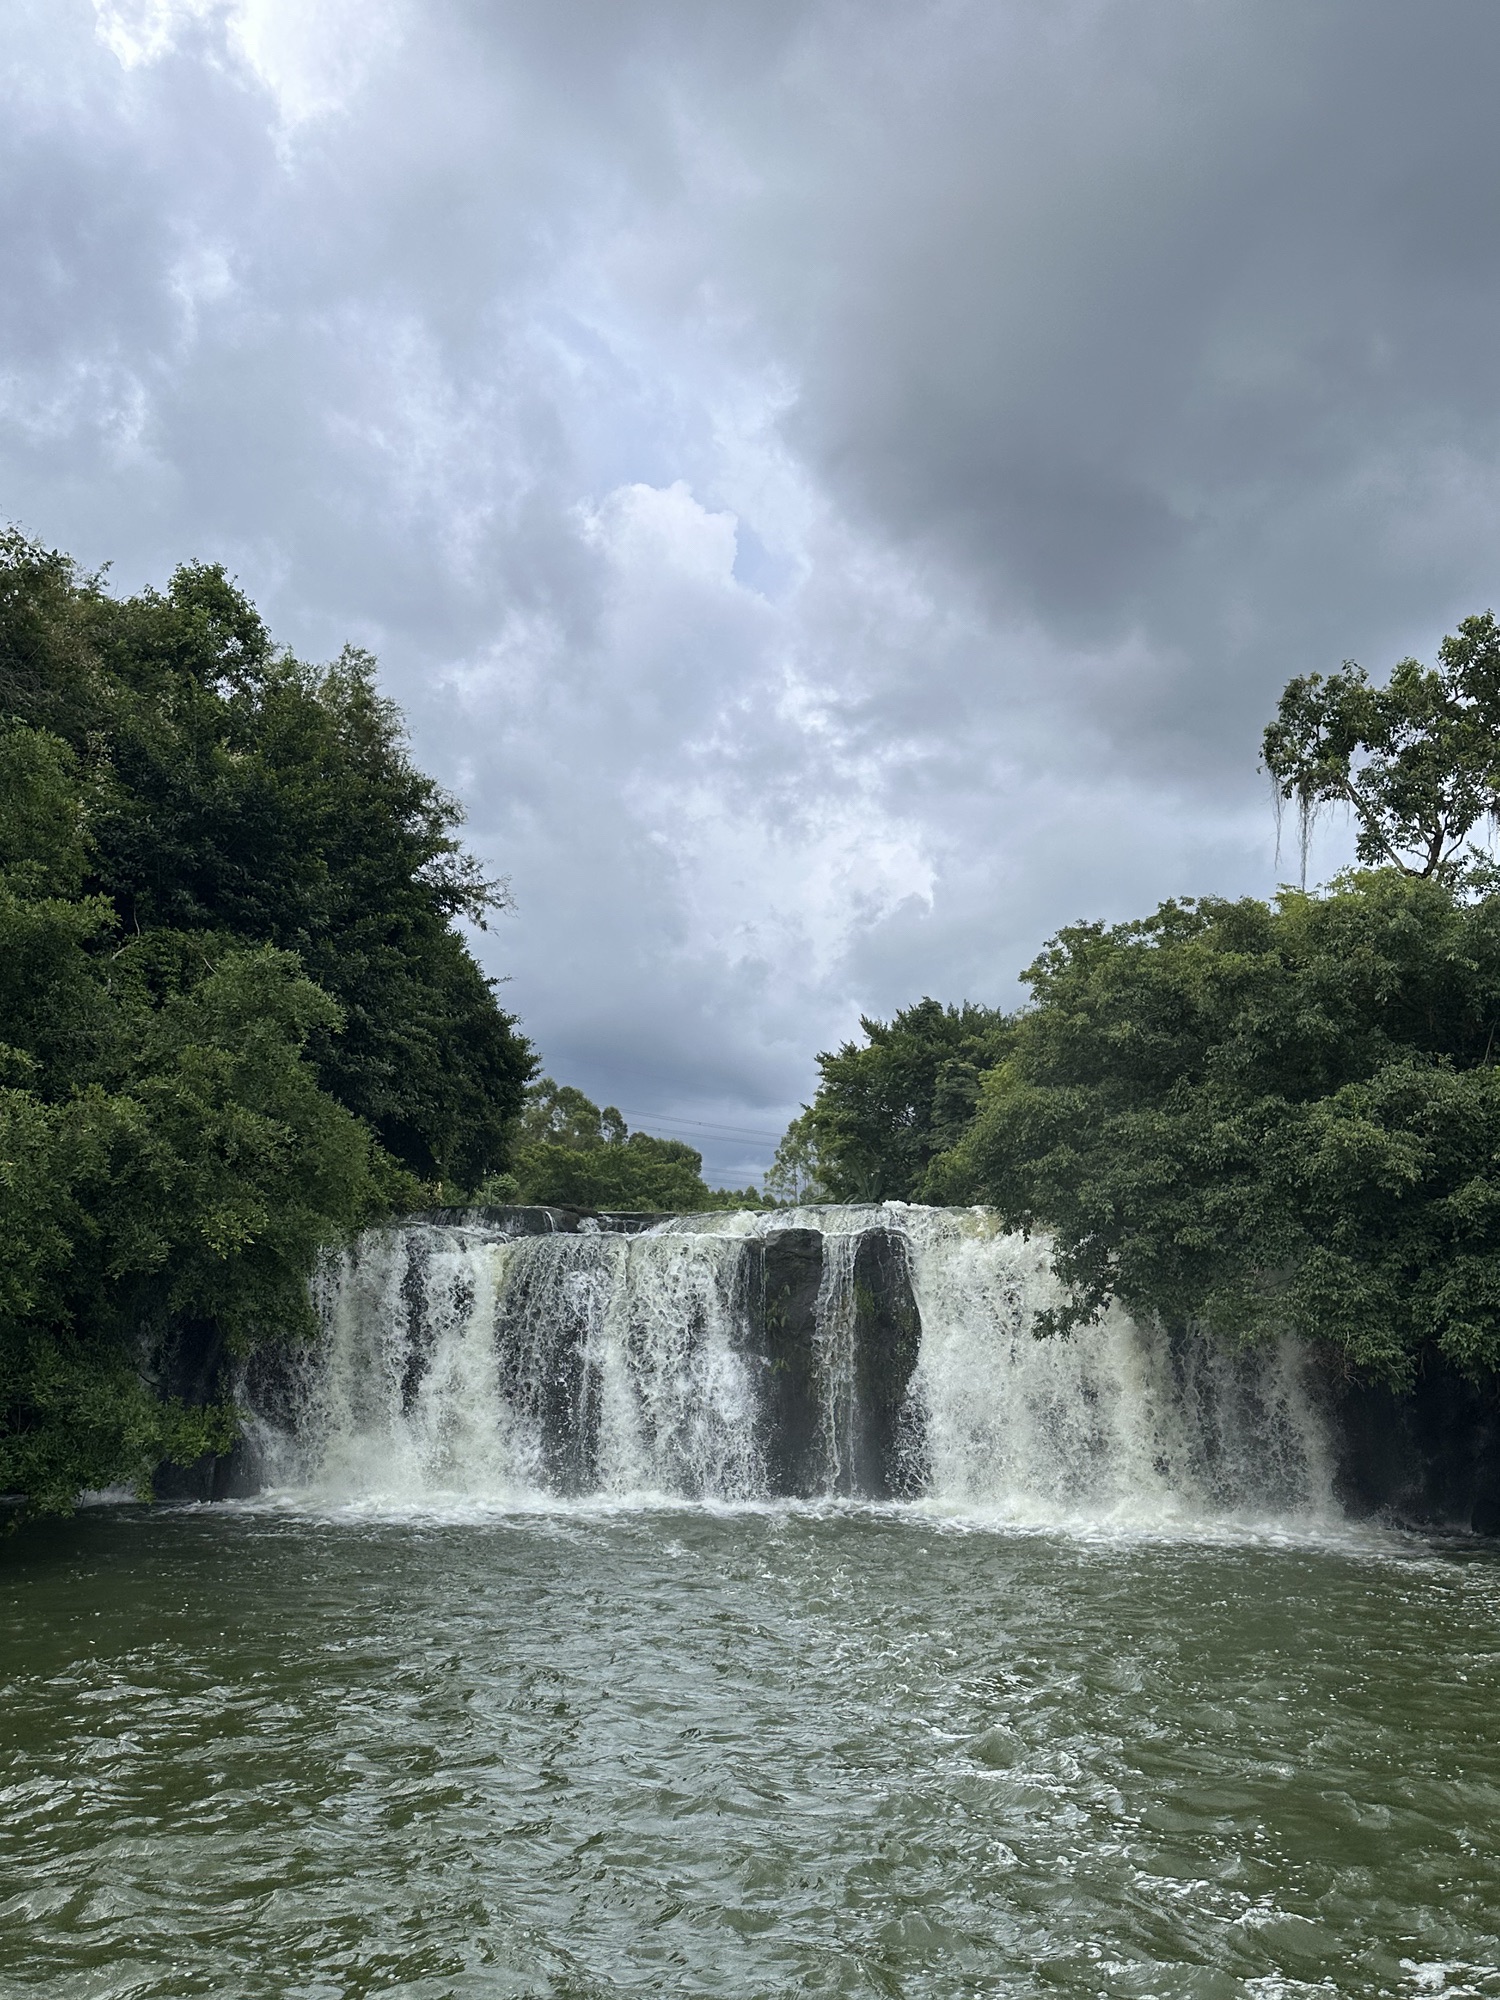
xmin=247 ymin=1204 xmax=1337 ymax=1524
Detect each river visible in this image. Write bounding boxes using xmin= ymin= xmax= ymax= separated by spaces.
xmin=3 ymin=1208 xmax=1498 ymax=1996
xmin=4 ymin=1505 xmax=1499 ymax=1997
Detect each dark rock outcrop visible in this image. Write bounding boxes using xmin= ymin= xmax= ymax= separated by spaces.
xmin=147 ymin=1318 xmax=260 ymax=1501
xmin=736 ymin=1227 xmax=826 ymax=1495
xmin=1326 ymin=1357 xmax=1500 ymax=1536
xmin=850 ymin=1228 xmax=924 ymax=1498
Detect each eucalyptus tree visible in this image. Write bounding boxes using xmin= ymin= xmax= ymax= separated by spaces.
xmin=1264 ymin=612 xmax=1500 ymax=881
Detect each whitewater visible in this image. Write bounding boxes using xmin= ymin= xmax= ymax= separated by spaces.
xmin=245 ymin=1204 xmax=1340 ymax=1536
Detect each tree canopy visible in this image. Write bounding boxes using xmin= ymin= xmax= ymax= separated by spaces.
xmin=490 ymin=1080 xmax=771 ymax=1213
xmin=0 ymin=533 xmax=533 ymax=1187
xmin=783 ymin=999 xmax=1014 ymax=1203
xmin=1264 ymin=612 xmax=1500 ymax=881
xmin=931 ymin=871 xmax=1500 ymax=1385
xmin=0 ymin=533 xmax=534 ymax=1511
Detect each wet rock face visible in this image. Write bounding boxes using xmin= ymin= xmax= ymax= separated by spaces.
xmin=737 ymin=1228 xmax=825 ymax=1496
xmin=850 ymin=1229 xmax=924 ymax=1499
xmin=1327 ymin=1361 xmax=1500 ymax=1536
xmin=731 ymin=1225 xmax=927 ymax=1498
xmin=149 ymin=1320 xmax=282 ymax=1502
xmin=147 ymin=1320 xmax=230 ymax=1502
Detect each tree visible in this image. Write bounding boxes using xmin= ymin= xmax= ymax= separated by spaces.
xmin=0 ymin=530 xmax=534 ymax=1512
xmin=1263 ymin=613 xmax=1500 ymax=881
xmin=801 ymin=999 xmax=1013 ymax=1201
xmin=931 ymin=874 xmax=1500 ymax=1384
xmin=498 ymin=1080 xmax=771 ymax=1212
xmin=0 ymin=719 xmax=395 ymax=1509
xmin=0 ymin=534 xmax=535 ymax=1185
xmin=764 ymin=1110 xmax=830 ymax=1205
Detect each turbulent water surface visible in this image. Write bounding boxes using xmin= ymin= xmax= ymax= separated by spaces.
xmin=4 ymin=1208 xmax=1499 ymax=1996
xmin=3 ymin=1504 xmax=1500 ymax=1998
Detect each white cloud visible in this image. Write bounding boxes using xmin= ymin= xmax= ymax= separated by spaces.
xmin=225 ymin=0 xmax=406 ymax=127
xmin=94 ymin=0 xmax=403 ymax=126
xmin=92 ymin=0 xmax=214 ymax=70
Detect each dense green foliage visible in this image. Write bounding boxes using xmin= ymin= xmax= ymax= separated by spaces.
xmin=1 ymin=535 xmax=532 ymax=1185
xmin=932 ymin=873 xmax=1500 ymax=1384
xmin=1264 ymin=612 xmax=1500 ymax=881
xmin=786 ymin=999 xmax=1013 ymax=1202
xmin=787 ymin=615 xmax=1500 ymax=1388
xmin=488 ymin=1081 xmax=770 ymax=1212
xmin=0 ymin=534 xmax=534 ymax=1510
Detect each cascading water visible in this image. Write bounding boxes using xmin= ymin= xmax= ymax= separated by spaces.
xmin=248 ymin=1204 xmax=1338 ymax=1523
xmin=257 ymin=1216 xmax=765 ymax=1505
xmin=899 ymin=1207 xmax=1336 ymax=1523
xmin=813 ymin=1226 xmax=861 ymax=1496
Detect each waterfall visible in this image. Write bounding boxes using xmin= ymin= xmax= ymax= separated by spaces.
xmin=255 ymin=1216 xmax=764 ymax=1505
xmin=899 ymin=1208 xmax=1336 ymax=1523
xmin=246 ymin=1204 xmax=1338 ymax=1522
xmin=814 ymin=1227 xmax=860 ymax=1497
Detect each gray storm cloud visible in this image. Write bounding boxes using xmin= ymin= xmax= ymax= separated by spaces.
xmin=5 ymin=0 xmax=1500 ymax=1179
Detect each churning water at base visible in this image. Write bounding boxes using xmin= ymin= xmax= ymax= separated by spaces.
xmin=250 ymin=1205 xmax=1337 ymax=1531
xmin=9 ymin=1213 xmax=1496 ymax=1996
xmin=5 ymin=1505 xmax=1499 ymax=1999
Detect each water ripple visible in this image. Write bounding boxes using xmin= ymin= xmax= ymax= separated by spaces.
xmin=2 ymin=1506 xmax=1498 ymax=1997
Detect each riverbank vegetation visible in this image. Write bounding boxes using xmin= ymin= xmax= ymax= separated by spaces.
xmin=0 ymin=534 xmax=535 ymax=1509
xmin=792 ymin=615 xmax=1500 ymax=1387
xmin=480 ymin=1080 xmax=772 ymax=1212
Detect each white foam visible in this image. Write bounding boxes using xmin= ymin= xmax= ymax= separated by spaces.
xmin=897 ymin=1205 xmax=1338 ymax=1525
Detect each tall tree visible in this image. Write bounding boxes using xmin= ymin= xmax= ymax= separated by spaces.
xmin=0 ymin=533 xmax=534 ymax=1185
xmin=763 ymin=1111 xmax=829 ymax=1205
xmin=1264 ymin=613 xmax=1500 ymax=881
xmin=0 ymin=532 xmax=535 ymax=1511
xmin=0 ymin=718 xmax=392 ymax=1509
xmin=797 ymin=999 xmax=1013 ymax=1202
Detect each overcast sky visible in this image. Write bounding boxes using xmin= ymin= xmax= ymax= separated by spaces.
xmin=7 ymin=0 xmax=1500 ymax=1182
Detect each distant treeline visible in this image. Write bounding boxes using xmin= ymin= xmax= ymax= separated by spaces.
xmin=483 ymin=1079 xmax=770 ymax=1214
xmin=780 ymin=614 xmax=1500 ymax=1389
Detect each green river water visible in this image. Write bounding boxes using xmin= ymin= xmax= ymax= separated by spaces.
xmin=2 ymin=1502 xmax=1498 ymax=1999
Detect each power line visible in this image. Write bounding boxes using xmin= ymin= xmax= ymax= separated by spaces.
xmin=615 ymin=1110 xmax=787 ymax=1145
xmin=618 ymin=1111 xmax=783 ymax=1138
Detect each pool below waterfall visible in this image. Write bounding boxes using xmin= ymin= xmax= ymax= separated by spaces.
xmin=4 ymin=1504 xmax=1499 ymax=1998
xmin=5 ymin=1204 xmax=1500 ymax=1997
